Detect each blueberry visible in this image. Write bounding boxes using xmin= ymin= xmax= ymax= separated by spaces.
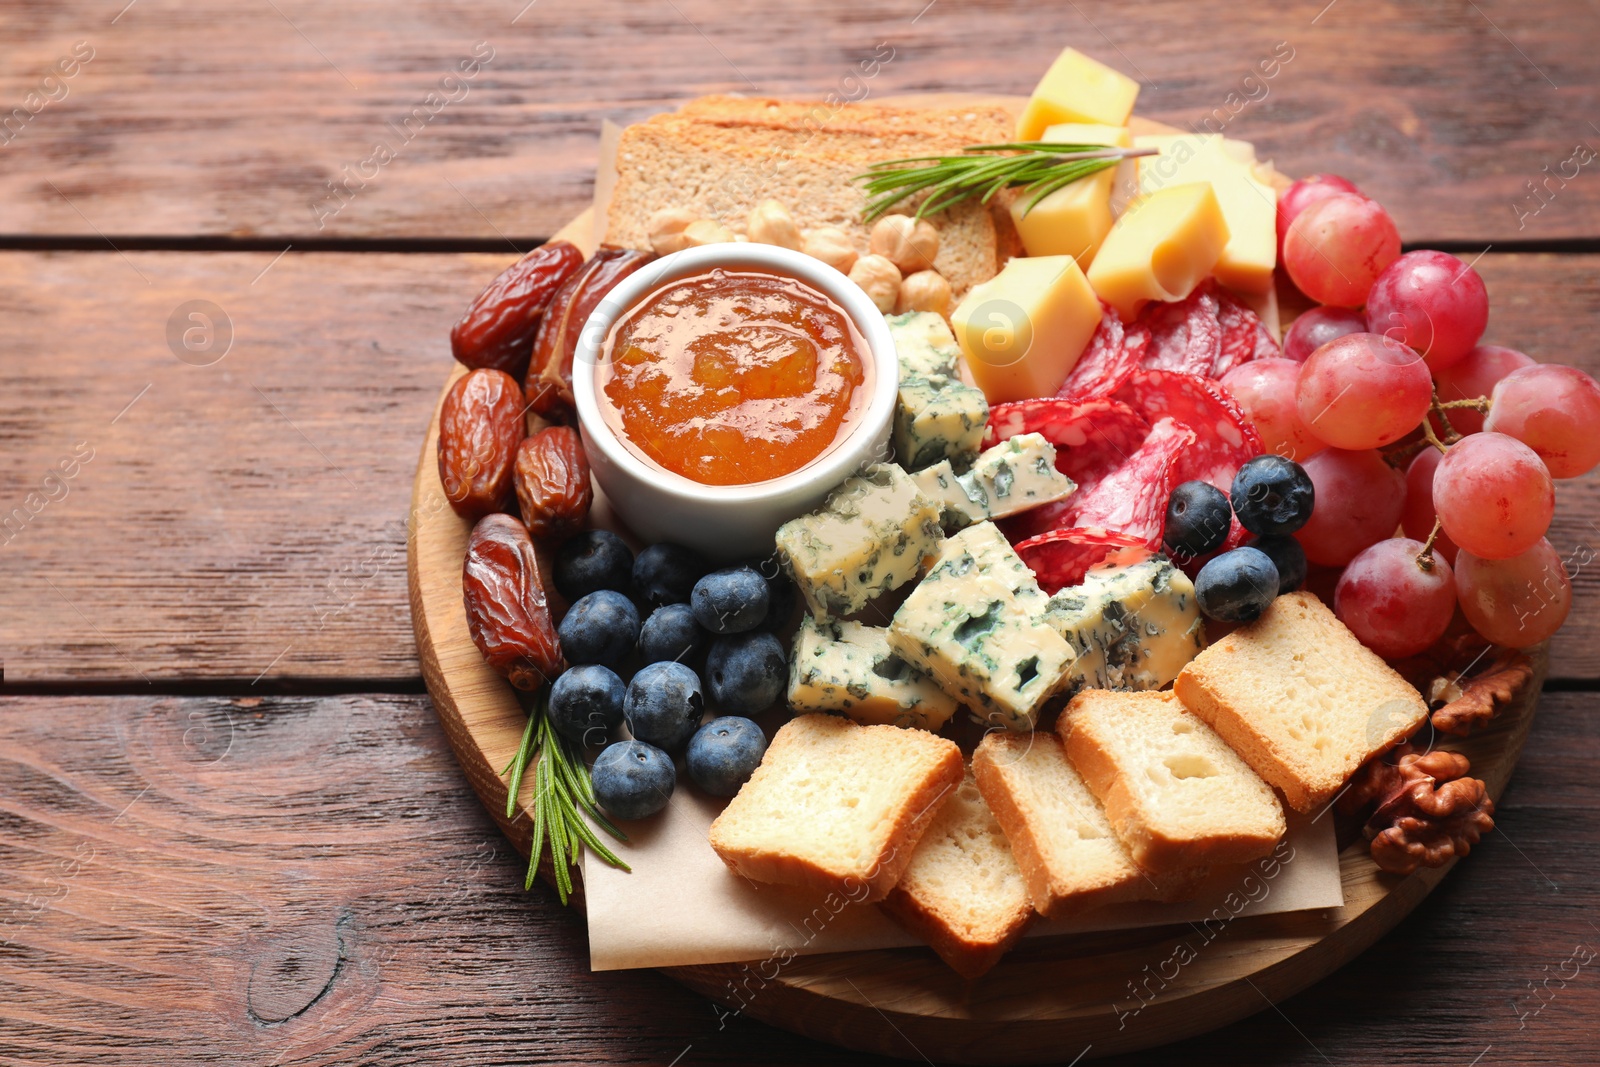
xmin=639 ymin=603 xmax=708 ymax=665
xmin=633 ymin=543 xmax=709 ymax=609
xmin=1249 ymin=535 xmax=1308 ymax=595
xmin=1164 ymin=480 xmax=1232 ymax=558
xmin=624 ymin=661 xmax=704 ymax=752
xmin=591 ymin=740 xmax=675 ymax=820
xmin=686 ymin=716 xmax=768 ymax=797
xmin=705 ymin=630 xmax=787 ymax=715
xmin=1230 ymin=455 xmax=1315 ymax=537
xmin=553 ymin=529 xmax=634 ymax=601
xmin=558 ymin=590 xmax=640 ymax=668
xmin=691 ymin=566 xmax=770 ymax=635
xmin=547 ymin=664 xmax=625 ymax=746
xmin=1195 ymin=546 xmax=1280 ymax=623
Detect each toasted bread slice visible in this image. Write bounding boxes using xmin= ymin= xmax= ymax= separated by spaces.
xmin=604 ymin=97 xmax=1018 ymax=298
xmin=1059 ymin=689 xmax=1286 ymax=873
xmin=972 ymin=732 xmax=1205 ymax=919
xmin=708 ymin=714 xmax=962 ymax=902
xmin=882 ymin=769 xmax=1033 ymax=978
xmin=1174 ymin=591 xmax=1430 ymax=812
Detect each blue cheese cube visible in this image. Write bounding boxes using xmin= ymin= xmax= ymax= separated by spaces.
xmin=787 ymin=616 xmax=961 ymax=732
xmin=1045 ymin=553 xmax=1207 ymax=696
xmin=889 ymin=527 xmax=1074 ymax=732
xmin=960 ymin=432 xmax=1075 ymax=519
xmin=910 ymin=460 xmax=983 ymax=532
xmin=776 ymin=463 xmax=943 ymax=620
xmin=886 ymin=312 xmax=989 ymax=471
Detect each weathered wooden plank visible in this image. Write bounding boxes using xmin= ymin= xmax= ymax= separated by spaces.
xmin=0 ymin=1 xmax=1596 ymax=243
xmin=0 ymin=691 xmax=1593 ymax=1065
xmin=2 ymin=250 xmax=1598 ymax=682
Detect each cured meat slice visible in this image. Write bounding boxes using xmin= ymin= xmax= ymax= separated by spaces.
xmin=1213 ymin=286 xmax=1282 ymax=378
xmin=1006 ymin=416 xmax=1197 ymax=542
xmin=1014 ymin=527 xmax=1155 ymax=593
xmin=982 ymin=397 xmax=1151 ymax=487
xmin=1115 ymin=369 xmax=1262 ymax=491
xmin=1137 ymin=286 xmax=1221 ymax=377
xmin=1056 ymin=302 xmax=1139 ymax=401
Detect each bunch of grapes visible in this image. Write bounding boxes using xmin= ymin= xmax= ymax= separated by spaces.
xmin=1225 ymin=174 xmax=1600 ymax=659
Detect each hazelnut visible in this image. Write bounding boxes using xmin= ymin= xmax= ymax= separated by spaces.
xmin=746 ymin=199 xmax=803 ymax=251
xmin=869 ymin=214 xmax=940 ymax=275
xmin=801 ymin=226 xmax=859 ymax=273
xmin=682 ymin=219 xmax=736 ymax=247
xmin=646 ymin=207 xmax=699 ymax=256
xmin=848 ymin=254 xmax=903 ymax=314
xmin=896 ymin=270 xmax=953 ymax=317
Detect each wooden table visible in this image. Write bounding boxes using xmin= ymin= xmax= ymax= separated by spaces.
xmin=2 ymin=2 xmax=1598 ymax=1063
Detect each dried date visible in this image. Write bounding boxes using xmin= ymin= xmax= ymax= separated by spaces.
xmin=450 ymin=240 xmax=585 ymax=379
xmin=462 ymin=513 xmax=564 ymax=690
xmin=525 ymin=246 xmax=655 ymax=421
xmin=437 ymin=368 xmax=526 ymax=520
xmin=514 ymin=426 xmax=593 ymax=540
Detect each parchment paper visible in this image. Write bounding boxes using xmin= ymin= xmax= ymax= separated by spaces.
xmin=582 ymin=774 xmax=1343 ymax=971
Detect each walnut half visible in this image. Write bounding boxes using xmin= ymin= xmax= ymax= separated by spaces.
xmin=1343 ymin=745 xmax=1496 ymax=875
xmin=1430 ymin=651 xmax=1535 ymax=737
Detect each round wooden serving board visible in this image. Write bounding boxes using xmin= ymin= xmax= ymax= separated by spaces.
xmin=409 ymin=96 xmax=1547 ymax=1063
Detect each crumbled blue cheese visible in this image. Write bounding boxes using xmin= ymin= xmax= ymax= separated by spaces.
xmin=886 ymin=311 xmax=989 ymax=471
xmin=787 ymin=616 xmax=961 ymax=732
xmin=1045 ymin=553 xmax=1207 ymax=696
xmin=775 ymin=463 xmax=943 ymax=620
xmin=889 ymin=522 xmax=1074 ymax=731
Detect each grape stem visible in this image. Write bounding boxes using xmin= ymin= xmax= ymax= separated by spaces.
xmin=1416 ymin=518 xmax=1443 ymax=572
xmin=1439 ymin=397 xmax=1492 ymax=412
xmin=1428 ymin=385 xmax=1464 ymax=446
xmin=1420 ymin=418 xmax=1451 ymax=455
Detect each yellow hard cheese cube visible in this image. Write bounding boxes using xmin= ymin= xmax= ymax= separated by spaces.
xmin=950 ymin=256 xmax=1102 ymax=403
xmin=1017 ymin=48 xmax=1140 ymax=140
xmin=1086 ymin=183 xmax=1230 ymax=322
xmin=1009 ymin=123 xmax=1129 ymax=264
xmin=1136 ymin=134 xmax=1277 ymax=294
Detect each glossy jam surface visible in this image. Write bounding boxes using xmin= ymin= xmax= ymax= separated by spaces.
xmin=598 ymin=269 xmax=871 ymax=486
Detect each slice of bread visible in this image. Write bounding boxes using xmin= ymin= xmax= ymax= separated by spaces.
xmin=1174 ymin=591 xmax=1430 ymax=813
xmin=708 ymin=713 xmax=962 ymax=902
xmin=1059 ymin=689 xmax=1286 ymax=873
xmin=972 ymin=732 xmax=1205 ymax=919
xmin=882 ymin=768 xmax=1034 ymax=979
xmin=604 ymin=97 xmax=1020 ymax=298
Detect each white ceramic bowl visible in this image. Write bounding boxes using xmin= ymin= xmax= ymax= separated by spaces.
xmin=571 ymin=243 xmax=899 ymax=561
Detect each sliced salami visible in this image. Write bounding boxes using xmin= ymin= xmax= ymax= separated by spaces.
xmin=1014 ymin=527 xmax=1156 ymax=593
xmin=1213 ymin=285 xmax=1282 ymax=378
xmin=1007 ymin=416 xmax=1197 ymax=543
xmin=1056 ymin=302 xmax=1139 ymax=401
xmin=982 ymin=397 xmax=1151 ymax=485
xmin=1138 ymin=286 xmax=1221 ymax=377
xmin=1114 ymin=369 xmax=1263 ymax=492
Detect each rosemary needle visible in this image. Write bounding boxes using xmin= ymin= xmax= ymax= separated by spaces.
xmin=855 ymin=141 xmax=1157 ymax=223
xmin=502 ymin=690 xmax=630 ymax=903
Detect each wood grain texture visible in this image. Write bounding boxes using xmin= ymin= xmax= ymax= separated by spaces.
xmin=1 ymin=1 xmax=1597 ymax=243
xmin=5 ymin=249 xmax=1600 ymax=683
xmin=1 ymin=690 xmax=1594 ymax=1066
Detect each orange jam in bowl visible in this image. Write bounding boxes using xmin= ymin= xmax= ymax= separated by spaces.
xmin=596 ymin=268 xmax=874 ymax=486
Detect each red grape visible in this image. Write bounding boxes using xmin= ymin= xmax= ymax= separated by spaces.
xmin=1432 ymin=432 xmax=1554 ymax=559
xmin=1334 ymin=537 xmax=1456 ymax=659
xmin=1296 ymin=333 xmax=1432 ymax=449
xmin=1483 ymin=363 xmax=1600 ymax=478
xmin=1220 ymin=358 xmax=1319 ymax=461
xmin=1282 ymin=193 xmax=1401 ymax=308
xmin=1282 ymin=305 xmax=1367 ymax=363
xmin=1276 ymin=174 xmax=1361 ymax=258
xmin=1363 ymin=250 xmax=1489 ymax=371
xmin=1400 ymin=448 xmax=1459 ymax=565
xmin=1293 ymin=447 xmax=1406 ymax=566
xmin=1433 ymin=344 xmax=1534 ymax=436
xmin=1455 ymin=538 xmax=1570 ymax=647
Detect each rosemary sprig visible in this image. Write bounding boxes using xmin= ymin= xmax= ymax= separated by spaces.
xmin=855 ymin=141 xmax=1157 ymax=224
xmin=502 ymin=690 xmax=630 ymax=903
